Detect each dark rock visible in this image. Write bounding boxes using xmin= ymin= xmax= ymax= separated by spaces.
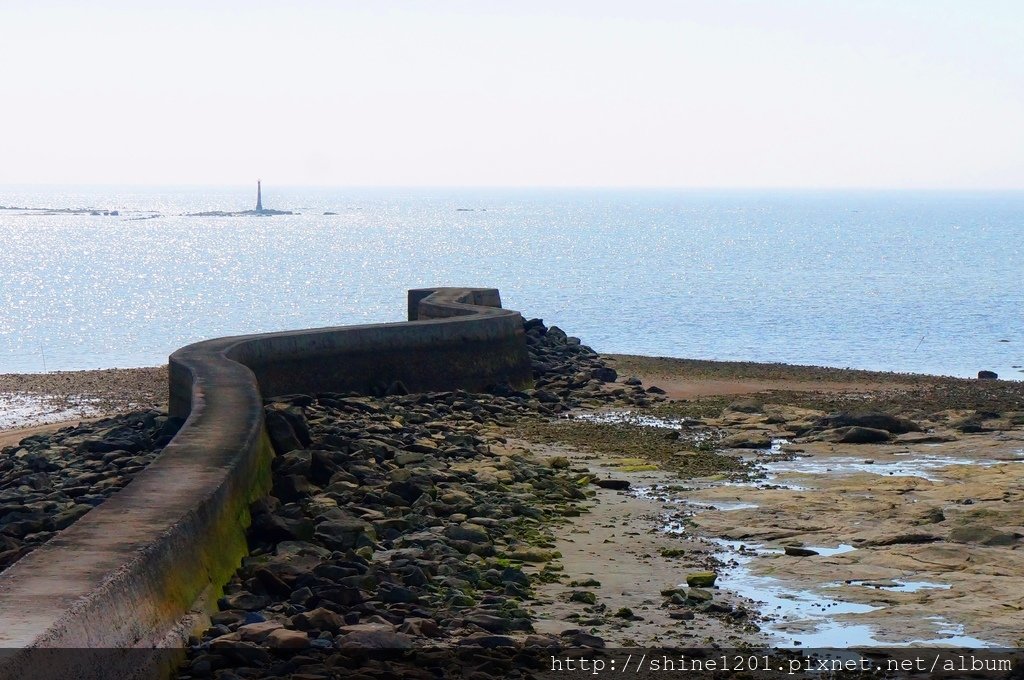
xmin=338 ymin=627 xmax=413 ymax=649
xmin=291 ymin=607 xmax=345 ymax=632
xmin=464 ymin=613 xmax=512 ymax=633
xmin=265 ymin=411 xmax=303 ymax=455
xmin=457 ymin=633 xmax=519 ymax=648
xmin=978 ymin=370 xmax=999 ymax=380
xmin=828 ymin=426 xmax=892 ymax=444
xmin=727 ymin=399 xmax=763 ymax=414
xmin=313 ymin=517 xmax=372 ymax=551
xmin=784 ymin=546 xmax=819 ymax=557
xmin=592 ymin=478 xmax=630 ymax=490
xmin=818 ymin=412 xmax=920 ymax=434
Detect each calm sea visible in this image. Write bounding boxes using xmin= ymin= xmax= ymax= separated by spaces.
xmin=0 ymin=186 xmax=1021 ymax=379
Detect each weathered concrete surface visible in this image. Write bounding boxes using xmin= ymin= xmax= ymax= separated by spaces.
xmin=0 ymin=288 xmax=530 ymax=679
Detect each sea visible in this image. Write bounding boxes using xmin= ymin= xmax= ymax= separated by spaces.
xmin=0 ymin=186 xmax=1021 ymax=380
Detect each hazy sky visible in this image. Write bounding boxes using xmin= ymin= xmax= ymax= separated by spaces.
xmin=2 ymin=1 xmax=1022 ymax=188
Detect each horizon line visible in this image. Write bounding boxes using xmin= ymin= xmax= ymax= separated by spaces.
xmin=3 ymin=183 xmax=1024 ymax=193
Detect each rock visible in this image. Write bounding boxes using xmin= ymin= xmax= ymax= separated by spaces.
xmin=220 ymin=592 xmax=271 ymax=611
xmin=464 ymin=613 xmax=513 ymax=633
xmin=338 ymin=628 xmax=413 ymax=649
xmin=784 ymin=546 xmax=819 ymax=557
xmin=720 ymin=433 xmax=772 ymax=449
xmin=394 ymin=451 xmax=425 ymax=466
xmin=264 ymin=628 xmax=310 ymax=649
xmin=569 ymin=591 xmax=597 ymax=605
xmin=291 ymin=607 xmax=344 ymax=632
xmin=646 ymin=386 xmax=666 ymax=395
xmin=860 ymin=532 xmax=940 ymax=547
xmin=506 ymin=547 xmax=559 ymax=562
xmin=827 ymin=426 xmax=892 ymax=444
xmin=457 ymin=632 xmax=520 ymax=648
xmin=953 ymin=419 xmax=988 ymax=433
xmin=592 ymin=478 xmax=630 ymax=490
xmin=591 ymin=367 xmax=618 ymax=383
xmin=685 ymin=571 xmax=717 ymax=587
xmin=264 ymin=411 xmax=303 ymax=455
xmin=685 ymin=588 xmax=714 ymax=603
xmin=398 ymin=618 xmax=441 ymax=637
xmin=548 ymin=456 xmax=570 ymax=469
xmin=444 ymin=523 xmax=490 ymax=543
xmin=313 ymin=517 xmax=373 ymax=551
xmin=669 ymin=609 xmax=695 ymax=620
xmin=727 ymin=399 xmax=763 ymax=414
xmin=978 ymin=370 xmax=998 ymax=380
xmin=559 ymin=630 xmax=606 ymax=648
xmin=948 ymin=525 xmax=1019 ymax=546
xmin=237 ymin=621 xmax=284 ymax=643
xmin=915 ymin=507 xmax=946 ymax=525
xmin=818 ymin=412 xmax=921 ymax=434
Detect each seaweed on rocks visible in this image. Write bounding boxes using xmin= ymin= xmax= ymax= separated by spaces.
xmin=177 ymin=318 xmax=644 ymax=677
xmin=179 ymin=389 xmax=596 ymax=677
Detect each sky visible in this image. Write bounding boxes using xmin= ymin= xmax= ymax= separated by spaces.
xmin=1 ymin=0 xmax=1023 ymax=188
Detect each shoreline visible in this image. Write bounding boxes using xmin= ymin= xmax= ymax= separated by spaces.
xmin=3 ymin=342 xmax=1023 ymax=651
xmin=0 ymin=365 xmax=168 ymax=431
xmin=2 ymin=357 xmax=1019 ymax=433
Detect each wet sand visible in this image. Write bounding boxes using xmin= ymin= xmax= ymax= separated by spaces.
xmin=0 ymin=366 xmax=167 ymax=431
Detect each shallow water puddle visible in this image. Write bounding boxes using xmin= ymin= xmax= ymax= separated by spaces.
xmin=0 ymin=393 xmax=100 ymax=430
xmin=829 ymin=579 xmax=951 ymax=593
xmin=573 ymin=411 xmax=694 ymax=429
xmin=707 ymin=539 xmax=994 ymax=647
xmin=633 ymin=484 xmax=759 ymax=512
xmin=572 ymin=410 xmax=720 ymax=446
xmin=753 ymin=450 xmax=1015 ymax=483
xmin=705 ymin=538 xmax=879 ymax=646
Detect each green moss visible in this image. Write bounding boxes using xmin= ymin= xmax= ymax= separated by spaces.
xmin=514 ymin=419 xmax=749 ymax=479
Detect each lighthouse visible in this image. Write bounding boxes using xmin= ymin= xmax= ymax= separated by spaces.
xmin=256 ymin=180 xmax=264 ymax=212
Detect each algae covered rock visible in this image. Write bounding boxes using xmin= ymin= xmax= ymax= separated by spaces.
xmin=685 ymin=571 xmax=718 ymax=587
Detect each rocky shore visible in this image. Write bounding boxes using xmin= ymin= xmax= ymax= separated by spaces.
xmin=3 ymin=319 xmax=1023 ymax=673
xmin=176 ymin=321 xmax=675 ymax=678
xmin=0 ymin=410 xmax=178 ymax=571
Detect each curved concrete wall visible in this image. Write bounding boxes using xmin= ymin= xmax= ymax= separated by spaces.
xmin=0 ymin=288 xmax=531 ymax=680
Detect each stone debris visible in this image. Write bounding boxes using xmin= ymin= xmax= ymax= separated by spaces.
xmin=0 ymin=410 xmax=175 ymax=570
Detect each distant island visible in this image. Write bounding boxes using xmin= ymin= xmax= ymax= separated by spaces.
xmin=187 ymin=180 xmax=294 ymax=217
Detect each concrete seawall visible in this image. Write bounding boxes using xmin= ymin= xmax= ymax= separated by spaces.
xmin=0 ymin=288 xmax=531 ymax=679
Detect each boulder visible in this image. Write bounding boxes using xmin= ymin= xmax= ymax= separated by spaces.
xmin=827 ymin=426 xmax=892 ymax=444
xmin=265 ymin=628 xmax=311 ymax=649
xmin=685 ymin=571 xmax=717 ymax=587
xmin=784 ymin=546 xmax=819 ymax=557
xmin=720 ymin=432 xmax=773 ymax=449
xmin=818 ymin=412 xmax=921 ymax=434
xmin=592 ymin=478 xmax=630 ymax=490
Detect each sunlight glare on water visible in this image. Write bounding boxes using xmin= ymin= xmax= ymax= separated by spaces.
xmin=1 ymin=186 xmax=1021 ymax=376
